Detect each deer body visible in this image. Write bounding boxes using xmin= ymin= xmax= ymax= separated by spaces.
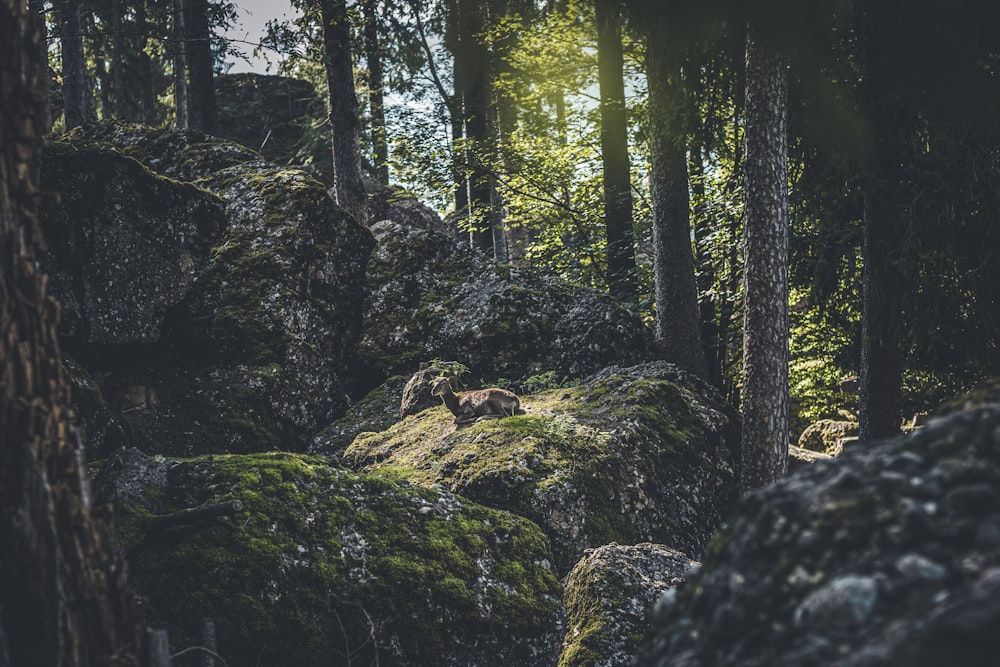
xmin=430 ymin=377 xmax=520 ymax=424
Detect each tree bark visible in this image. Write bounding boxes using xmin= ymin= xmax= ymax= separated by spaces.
xmin=172 ymin=0 xmax=189 ymax=128
xmin=137 ymin=0 xmax=158 ymax=124
xmin=60 ymin=0 xmax=93 ymax=128
xmin=595 ymin=0 xmax=638 ymax=304
xmin=646 ymin=34 xmax=709 ymax=379
xmin=740 ymin=20 xmax=790 ymax=495
xmin=110 ymin=0 xmax=127 ymax=118
xmin=456 ymin=0 xmax=497 ymax=256
xmin=363 ymin=0 xmax=390 ymax=185
xmin=320 ymin=0 xmax=368 ymax=223
xmin=185 ymin=0 xmax=217 ymax=133
xmin=1 ymin=1 xmax=141 ymax=663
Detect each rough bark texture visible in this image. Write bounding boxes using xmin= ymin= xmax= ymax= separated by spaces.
xmin=596 ymin=0 xmax=638 ymax=305
xmin=646 ymin=35 xmax=709 ymax=380
xmin=320 ymin=0 xmax=368 ymax=223
xmin=740 ymin=22 xmax=790 ymax=494
xmin=184 ymin=0 xmax=217 ymax=134
xmin=0 ymin=2 xmax=140 ymax=664
xmin=363 ymin=0 xmax=389 ymax=185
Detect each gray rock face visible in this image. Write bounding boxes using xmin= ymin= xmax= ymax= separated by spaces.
xmin=40 ymin=142 xmax=225 ymax=344
xmin=93 ymin=449 xmax=565 ymax=667
xmin=400 ymin=365 xmax=447 ymax=418
xmin=359 ymin=222 xmax=654 ymax=382
xmin=51 ymin=123 xmax=375 ymax=454
xmin=639 ymin=402 xmax=1000 ymax=667
xmin=367 ymin=183 xmax=447 ymax=233
xmin=309 ymin=375 xmax=409 ymax=460
xmin=561 ymin=543 xmax=698 ymax=667
xmin=346 ymin=361 xmax=739 ymax=573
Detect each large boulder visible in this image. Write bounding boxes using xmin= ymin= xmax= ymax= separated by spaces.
xmin=345 ymin=361 xmax=739 ymax=573
xmin=639 ymin=402 xmax=1000 ymax=667
xmin=50 ymin=123 xmax=374 ymax=454
xmin=359 ymin=221 xmax=654 ymax=382
xmin=796 ymin=419 xmax=858 ymax=456
xmin=560 ymin=543 xmax=697 ymax=667
xmin=95 ymin=449 xmax=565 ymax=667
xmin=39 ymin=141 xmax=225 ymax=344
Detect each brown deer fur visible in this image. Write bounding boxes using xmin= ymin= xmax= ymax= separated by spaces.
xmin=430 ymin=376 xmax=520 ymax=424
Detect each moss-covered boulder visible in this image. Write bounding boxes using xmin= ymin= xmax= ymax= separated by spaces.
xmin=39 ymin=141 xmax=225 ymax=344
xmin=368 ymin=183 xmax=447 ymax=232
xmin=50 ymin=122 xmax=375 ymax=454
xmin=796 ymin=419 xmax=858 ymax=456
xmin=560 ymin=543 xmax=697 ymax=667
xmin=345 ymin=362 xmax=739 ymax=573
xmin=639 ymin=402 xmax=1000 ymax=667
xmin=214 ymin=73 xmax=323 ymax=170
xmin=358 ymin=221 xmax=654 ymax=382
xmin=96 ymin=449 xmax=564 ymax=666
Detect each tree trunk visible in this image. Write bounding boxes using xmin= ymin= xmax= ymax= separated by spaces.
xmin=172 ymin=0 xmax=189 ymax=129
xmin=646 ymin=34 xmax=709 ymax=379
xmin=320 ymin=0 xmax=368 ymax=223
xmin=363 ymin=0 xmax=389 ymax=185
xmin=595 ymin=0 xmax=638 ymax=304
xmin=859 ymin=194 xmax=903 ymax=441
xmin=185 ymin=0 xmax=217 ymax=133
xmin=137 ymin=0 xmax=158 ymax=124
xmin=0 ymin=1 xmax=141 ymax=663
xmin=457 ymin=0 xmax=497 ymax=256
xmin=60 ymin=0 xmax=92 ymax=128
xmin=110 ymin=0 xmax=127 ymax=118
xmin=740 ymin=20 xmax=790 ymax=495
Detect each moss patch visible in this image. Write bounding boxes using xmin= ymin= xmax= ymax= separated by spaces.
xmin=121 ymin=452 xmax=563 ymax=666
xmin=345 ymin=363 xmax=740 ymax=573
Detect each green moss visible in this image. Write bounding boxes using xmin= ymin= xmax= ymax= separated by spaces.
xmin=123 ymin=452 xmax=561 ymax=666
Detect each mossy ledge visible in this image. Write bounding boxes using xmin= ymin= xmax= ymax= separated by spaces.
xmin=101 ymin=450 xmax=564 ymax=666
xmin=343 ymin=361 xmax=740 ymax=573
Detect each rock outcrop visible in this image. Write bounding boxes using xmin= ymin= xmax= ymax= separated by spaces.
xmin=639 ymin=403 xmax=1000 ymax=667
xmin=95 ymin=449 xmax=565 ymax=667
xmin=560 ymin=543 xmax=697 ymax=667
xmin=345 ymin=361 xmax=739 ymax=573
xmin=796 ymin=419 xmax=858 ymax=456
xmin=46 ymin=123 xmax=374 ymax=455
xmin=359 ymin=221 xmax=654 ymax=382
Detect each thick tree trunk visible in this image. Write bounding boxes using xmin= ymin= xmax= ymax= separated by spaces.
xmin=363 ymin=0 xmax=389 ymax=185
xmin=320 ymin=0 xmax=368 ymax=223
xmin=60 ymin=0 xmax=92 ymax=128
xmin=740 ymin=21 xmax=790 ymax=495
xmin=0 ymin=1 xmax=141 ymax=663
xmin=595 ymin=0 xmax=638 ymax=304
xmin=185 ymin=0 xmax=217 ymax=133
xmin=172 ymin=0 xmax=189 ymax=128
xmin=646 ymin=35 xmax=709 ymax=379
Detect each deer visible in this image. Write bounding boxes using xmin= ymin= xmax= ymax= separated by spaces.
xmin=430 ymin=376 xmax=520 ymax=425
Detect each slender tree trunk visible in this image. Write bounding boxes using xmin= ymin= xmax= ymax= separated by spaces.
xmin=595 ymin=0 xmax=638 ymax=304
xmin=61 ymin=0 xmax=91 ymax=128
xmin=363 ymin=0 xmax=389 ymax=185
xmin=445 ymin=0 xmax=469 ymax=215
xmin=137 ymin=0 xmax=158 ymax=124
xmin=320 ymin=0 xmax=368 ymax=223
xmin=457 ymin=0 xmax=496 ymax=256
xmin=740 ymin=21 xmax=790 ymax=494
xmin=858 ymin=0 xmax=905 ymax=442
xmin=859 ymin=195 xmax=902 ymax=440
xmin=646 ymin=34 xmax=709 ymax=379
xmin=172 ymin=0 xmax=189 ymax=128
xmin=185 ymin=0 xmax=217 ymax=133
xmin=110 ymin=0 xmax=127 ymax=118
xmin=1 ymin=1 xmax=141 ymax=663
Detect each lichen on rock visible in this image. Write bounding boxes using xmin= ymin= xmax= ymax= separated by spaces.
xmin=639 ymin=402 xmax=1000 ymax=667
xmin=560 ymin=543 xmax=698 ymax=667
